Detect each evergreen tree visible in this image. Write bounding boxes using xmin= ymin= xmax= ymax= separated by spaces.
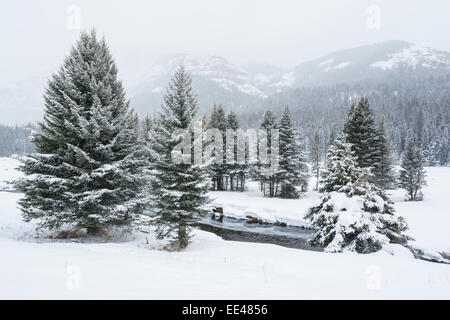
xmin=226 ymin=111 xmax=239 ymax=130
xmin=374 ymin=116 xmax=397 ymax=189
xmin=437 ymin=132 xmax=449 ymax=166
xmin=342 ymin=102 xmax=356 ymax=135
xmin=148 ymin=66 xmax=210 ymax=249
xmin=398 ymin=139 xmax=427 ymax=201
xmin=0 ymin=124 xmax=36 ymax=157
xmin=311 ymin=132 xmax=321 ymax=191
xmin=325 ymin=129 xmax=336 ymax=157
xmin=415 ymin=107 xmax=425 ymax=146
xmin=278 ymin=106 xmax=300 ymax=198
xmin=257 ymin=110 xmax=278 ymax=197
xmin=343 ymin=97 xmax=380 ymax=174
xmin=329 ymin=130 xmax=336 ymax=146
xmin=226 ymin=111 xmax=247 ymax=191
xmin=319 ymin=133 xmax=362 ymax=194
xmin=16 ymin=30 xmax=148 ymax=234
xmin=294 ymin=130 xmax=310 ymax=192
xmin=207 ymin=105 xmax=228 ymax=190
xmin=306 ymin=133 xmax=408 ymax=253
xmin=142 ymin=115 xmax=155 ymax=143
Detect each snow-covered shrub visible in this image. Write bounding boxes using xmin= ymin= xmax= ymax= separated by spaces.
xmin=306 ymin=186 xmax=408 ymax=253
xmin=306 ymin=132 xmax=408 ymax=253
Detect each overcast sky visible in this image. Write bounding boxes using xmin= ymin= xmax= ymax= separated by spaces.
xmin=1 ymin=0 xmax=450 ymax=83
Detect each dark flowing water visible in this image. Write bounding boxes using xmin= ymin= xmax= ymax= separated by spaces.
xmin=196 ymin=215 xmax=450 ymax=264
xmin=196 ymin=214 xmax=322 ymax=252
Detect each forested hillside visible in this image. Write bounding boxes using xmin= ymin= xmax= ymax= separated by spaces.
xmin=237 ymin=73 xmax=450 ymax=166
xmin=0 ymin=124 xmax=35 ymax=157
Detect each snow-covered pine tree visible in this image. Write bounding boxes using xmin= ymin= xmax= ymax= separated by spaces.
xmin=398 ymin=139 xmax=427 ymax=201
xmin=226 ymin=111 xmax=247 ymax=191
xmin=437 ymin=132 xmax=449 ymax=166
xmin=148 ymin=66 xmax=210 ymax=249
xmin=278 ymin=106 xmax=308 ymax=198
xmin=329 ymin=130 xmax=336 ymax=146
xmin=142 ymin=115 xmax=155 ymax=143
xmin=226 ymin=111 xmax=239 ymax=130
xmin=207 ymin=105 xmax=228 ymax=190
xmin=319 ymin=133 xmax=361 ymax=194
xmin=278 ymin=106 xmax=299 ymax=198
xmin=16 ymin=30 xmax=148 ymax=234
xmin=311 ymin=132 xmax=321 ymax=191
xmin=343 ymin=97 xmax=380 ymax=181
xmin=324 ymin=129 xmax=336 ymax=158
xmin=306 ymin=133 xmax=408 ymax=253
xmin=294 ymin=130 xmax=309 ymax=192
xmin=257 ymin=110 xmax=279 ymax=197
xmin=415 ymin=107 xmax=425 ymax=146
xmin=374 ymin=115 xmax=397 ymax=189
xmin=342 ymin=102 xmax=355 ymax=135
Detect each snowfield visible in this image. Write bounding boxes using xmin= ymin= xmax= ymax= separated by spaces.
xmin=390 ymin=167 xmax=450 ymax=253
xmin=1 ymin=157 xmax=449 ymax=299
xmin=209 ymin=182 xmax=317 ymax=227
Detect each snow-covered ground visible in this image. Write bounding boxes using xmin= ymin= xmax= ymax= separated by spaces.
xmin=209 ymin=182 xmax=318 ymax=227
xmin=1 ymin=157 xmax=449 ymax=299
xmin=390 ymin=167 xmax=450 ymax=253
xmin=0 ymin=157 xmax=22 ymax=192
xmin=211 ymin=171 xmax=450 ymax=254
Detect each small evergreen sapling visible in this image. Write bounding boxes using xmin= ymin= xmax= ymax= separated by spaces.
xmin=398 ymin=139 xmax=427 ymax=201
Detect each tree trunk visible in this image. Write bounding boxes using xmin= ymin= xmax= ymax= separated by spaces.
xmin=178 ymin=225 xmax=189 ymax=249
xmin=87 ymin=226 xmax=101 ymax=235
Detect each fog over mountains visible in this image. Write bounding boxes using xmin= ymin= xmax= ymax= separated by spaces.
xmin=126 ymin=40 xmax=450 ymax=118
xmin=2 ymin=40 xmax=450 ymax=125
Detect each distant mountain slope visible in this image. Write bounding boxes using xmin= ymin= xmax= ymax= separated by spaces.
xmin=2 ymin=41 xmax=450 ymax=125
xmin=290 ymin=40 xmax=450 ymax=88
xmin=127 ymin=41 xmax=450 ymax=116
xmin=126 ymin=53 xmax=291 ymax=117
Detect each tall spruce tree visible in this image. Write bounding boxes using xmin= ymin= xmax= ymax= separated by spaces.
xmin=148 ymin=66 xmax=210 ymax=249
xmin=343 ymin=97 xmax=380 ymax=179
xmin=295 ymin=130 xmax=310 ymax=192
xmin=324 ymin=129 xmax=336 ymax=158
xmin=142 ymin=115 xmax=155 ymax=144
xmin=257 ymin=110 xmax=278 ymax=197
xmin=207 ymin=105 xmax=227 ymax=190
xmin=226 ymin=111 xmax=247 ymax=191
xmin=398 ymin=139 xmax=427 ymax=201
xmin=16 ymin=30 xmax=148 ymax=234
xmin=311 ymin=132 xmax=321 ymax=191
xmin=278 ymin=106 xmax=300 ymax=198
xmin=374 ymin=116 xmax=397 ymax=189
xmin=306 ymin=133 xmax=408 ymax=253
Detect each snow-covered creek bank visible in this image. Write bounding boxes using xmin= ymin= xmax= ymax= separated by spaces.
xmin=197 ymin=214 xmax=450 ymax=264
xmin=196 ymin=214 xmax=320 ymax=251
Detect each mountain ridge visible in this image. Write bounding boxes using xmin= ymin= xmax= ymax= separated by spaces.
xmin=1 ymin=40 xmax=450 ymax=125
